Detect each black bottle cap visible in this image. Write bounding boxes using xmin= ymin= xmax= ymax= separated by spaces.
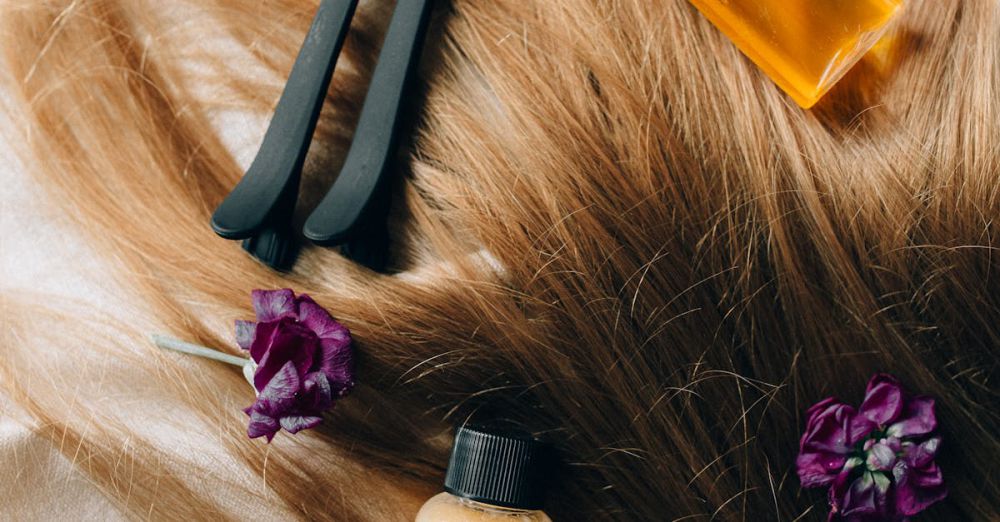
xmin=443 ymin=425 xmax=552 ymax=511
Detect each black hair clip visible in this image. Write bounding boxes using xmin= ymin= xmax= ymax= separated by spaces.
xmin=303 ymin=0 xmax=434 ymax=269
xmin=211 ymin=0 xmax=357 ymax=271
xmin=212 ymin=0 xmax=434 ymax=272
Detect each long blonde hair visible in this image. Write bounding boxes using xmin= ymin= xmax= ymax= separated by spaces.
xmin=1 ymin=0 xmax=998 ymax=519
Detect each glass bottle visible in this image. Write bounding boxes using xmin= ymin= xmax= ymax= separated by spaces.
xmin=415 ymin=426 xmax=553 ymax=521
xmin=688 ymin=0 xmax=905 ymax=108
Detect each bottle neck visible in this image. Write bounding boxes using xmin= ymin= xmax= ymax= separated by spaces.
xmin=455 ymin=495 xmax=536 ymax=515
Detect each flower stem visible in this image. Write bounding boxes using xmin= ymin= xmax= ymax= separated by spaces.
xmin=152 ymin=334 xmax=248 ymax=367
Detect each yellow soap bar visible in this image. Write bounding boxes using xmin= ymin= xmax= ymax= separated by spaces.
xmin=688 ymin=0 xmax=904 ymax=108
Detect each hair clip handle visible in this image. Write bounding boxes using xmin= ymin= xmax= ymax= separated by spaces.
xmin=211 ymin=0 xmax=359 ymax=268
xmin=303 ymin=0 xmax=434 ymax=246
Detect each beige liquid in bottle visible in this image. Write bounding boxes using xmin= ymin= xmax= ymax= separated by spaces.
xmin=415 ymin=426 xmax=554 ymax=521
xmin=416 ymin=492 xmax=552 ymax=521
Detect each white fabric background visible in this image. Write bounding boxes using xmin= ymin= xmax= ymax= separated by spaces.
xmin=0 ymin=81 xmax=298 ymax=518
xmin=1 ymin=88 xmax=128 ymax=518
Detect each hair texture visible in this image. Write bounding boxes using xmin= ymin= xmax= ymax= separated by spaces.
xmin=1 ymin=0 xmax=998 ymax=520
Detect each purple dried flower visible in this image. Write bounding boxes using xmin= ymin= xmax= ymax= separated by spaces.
xmin=797 ymin=374 xmax=947 ymax=521
xmin=237 ymin=289 xmax=354 ymax=441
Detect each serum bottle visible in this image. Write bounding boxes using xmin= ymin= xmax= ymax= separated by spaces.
xmin=415 ymin=425 xmax=553 ymax=521
xmin=687 ymin=0 xmax=905 ymax=108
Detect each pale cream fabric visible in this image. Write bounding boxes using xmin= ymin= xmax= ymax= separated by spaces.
xmin=0 ymin=82 xmax=296 ymax=518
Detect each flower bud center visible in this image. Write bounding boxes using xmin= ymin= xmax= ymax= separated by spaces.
xmin=864 ymin=439 xmax=898 ymax=472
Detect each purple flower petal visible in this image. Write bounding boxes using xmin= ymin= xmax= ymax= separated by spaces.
xmin=799 ymin=374 xmax=945 ymax=521
xmin=254 ymin=361 xmax=301 ymax=415
xmin=235 ymin=320 xmax=256 ymax=351
xmin=318 ymin=337 xmax=354 ymax=396
xmin=840 ymin=471 xmax=890 ymax=518
xmin=901 ymin=437 xmax=941 ymax=469
xmin=865 ymin=441 xmax=897 ymax=472
xmin=872 ymin=472 xmax=892 ymax=515
xmin=297 ymin=295 xmax=350 ymax=340
xmin=300 ymin=371 xmax=333 ymax=412
xmin=848 ymin=416 xmax=876 ymax=447
xmin=237 ymin=289 xmax=355 ymax=441
xmin=253 ymin=322 xmax=318 ymax=392
xmin=841 ymin=472 xmax=877 ymax=516
xmin=279 ymin=415 xmax=324 ymax=434
xmin=913 ymin=463 xmax=945 ymax=488
xmin=887 ymin=396 xmax=936 ymax=438
xmin=827 ymin=467 xmax=853 ymax=519
xmin=252 ymin=289 xmax=298 ymax=322
xmin=797 ymin=399 xmax=865 ymax=490
xmin=804 ymin=397 xmax=840 ymax=421
xmin=893 ymin=460 xmax=948 ymax=516
xmin=800 ymin=400 xmax=856 ymax=454
xmin=858 ymin=374 xmax=904 ymax=426
xmin=246 ymin=409 xmax=280 ymax=441
xmin=249 ymin=320 xmax=279 ymax=363
xmin=796 ymin=451 xmax=847 ymax=488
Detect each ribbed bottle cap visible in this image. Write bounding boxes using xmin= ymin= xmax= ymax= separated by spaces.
xmin=443 ymin=425 xmax=552 ymax=510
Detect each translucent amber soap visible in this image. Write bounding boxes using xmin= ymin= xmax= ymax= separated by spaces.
xmin=688 ymin=0 xmax=904 ymax=108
